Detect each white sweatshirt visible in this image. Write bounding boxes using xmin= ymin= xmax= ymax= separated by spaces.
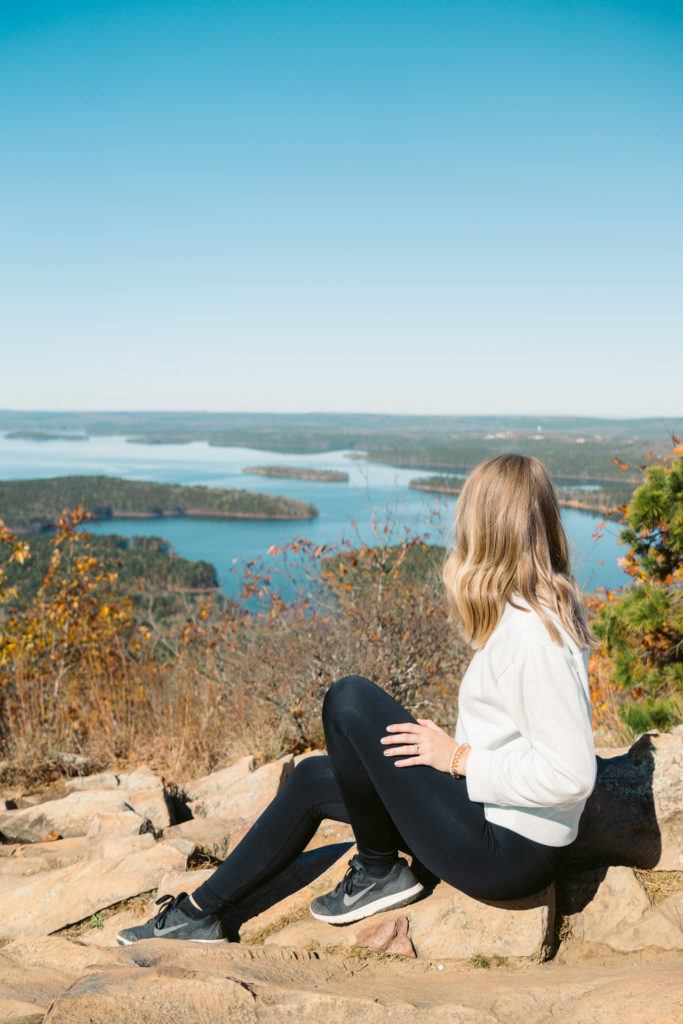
xmin=455 ymin=592 xmax=597 ymax=847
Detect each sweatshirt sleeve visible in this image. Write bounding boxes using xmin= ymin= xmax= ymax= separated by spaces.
xmin=464 ymin=642 xmax=597 ymax=808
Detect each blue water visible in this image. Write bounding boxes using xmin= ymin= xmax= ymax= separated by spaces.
xmin=0 ymin=433 xmax=630 ymax=599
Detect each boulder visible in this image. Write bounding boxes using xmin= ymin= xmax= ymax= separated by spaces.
xmin=161 ymin=834 xmax=197 ymax=860
xmin=562 ymin=865 xmax=683 ymax=953
xmin=87 ymin=809 xmax=147 ymax=838
xmin=0 ymin=836 xmax=90 ymax=878
xmin=183 ymin=754 xmax=255 ymax=804
xmin=604 ymin=889 xmax=683 ymax=952
xmin=186 ymin=753 xmax=295 ymax=823
xmin=0 ymin=789 xmax=128 ymax=842
xmin=0 ymin=832 xmax=161 ymax=879
xmin=566 ymin=732 xmax=683 ymax=872
xmin=293 ymin=749 xmax=327 ymax=765
xmin=355 ymin=915 xmax=416 ymax=957
xmin=266 ymin=874 xmax=555 ymax=963
xmin=64 ymin=771 xmax=120 ymax=792
xmin=0 ymin=834 xmax=189 ymax=939
xmin=562 ymin=865 xmax=652 ymax=945
xmin=162 ymin=816 xmax=235 ymax=860
xmin=155 ymin=866 xmax=215 ymax=899
xmin=402 ymin=880 xmax=555 ymax=962
xmin=0 ymin=767 xmax=171 ymax=843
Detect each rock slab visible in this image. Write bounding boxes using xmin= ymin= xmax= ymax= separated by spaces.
xmin=1 ymin=835 xmax=189 ymax=939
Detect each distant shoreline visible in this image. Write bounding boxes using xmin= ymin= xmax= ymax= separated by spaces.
xmin=84 ymin=508 xmax=317 ymax=522
xmin=9 ymin=507 xmax=318 ymax=536
xmin=6 ymin=430 xmax=89 ymax=442
xmin=409 ymin=478 xmax=626 ymax=521
xmin=0 ymin=421 xmax=662 ymax=488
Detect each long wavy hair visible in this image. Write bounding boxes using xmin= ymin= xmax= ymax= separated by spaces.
xmin=441 ymin=454 xmax=599 ymax=652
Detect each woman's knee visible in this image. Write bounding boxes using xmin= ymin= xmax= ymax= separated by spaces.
xmin=322 ymin=674 xmax=378 ymax=722
xmin=283 ymin=753 xmax=336 ymax=801
xmin=286 ymin=753 xmax=333 ymax=790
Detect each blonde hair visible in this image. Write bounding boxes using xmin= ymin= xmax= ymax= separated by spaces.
xmin=441 ymin=454 xmax=599 ymax=652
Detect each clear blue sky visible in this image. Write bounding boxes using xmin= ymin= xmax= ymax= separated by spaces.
xmin=1 ymin=1 xmax=681 ymax=416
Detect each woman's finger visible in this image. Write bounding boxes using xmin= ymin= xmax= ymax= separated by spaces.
xmin=381 ymin=732 xmax=424 ymax=746
xmin=393 ymin=756 xmax=427 ymax=767
xmin=383 ymin=744 xmax=425 ymax=757
xmin=385 ymin=722 xmax=420 ymax=733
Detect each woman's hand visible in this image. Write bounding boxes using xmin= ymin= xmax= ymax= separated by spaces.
xmin=381 ymin=719 xmax=469 ymax=774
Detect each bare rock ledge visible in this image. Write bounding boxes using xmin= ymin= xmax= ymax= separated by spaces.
xmin=0 ymin=731 xmax=681 ymax=1021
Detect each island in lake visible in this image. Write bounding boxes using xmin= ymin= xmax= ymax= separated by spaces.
xmin=409 ymin=476 xmax=629 ymax=521
xmin=243 ymin=465 xmax=349 ymax=483
xmin=0 ymin=476 xmax=318 ymax=534
xmin=6 ymin=430 xmax=90 ymax=442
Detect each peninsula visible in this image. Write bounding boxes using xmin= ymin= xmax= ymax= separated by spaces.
xmin=0 ymin=476 xmax=318 ymax=534
xmin=409 ymin=476 xmax=628 ymax=521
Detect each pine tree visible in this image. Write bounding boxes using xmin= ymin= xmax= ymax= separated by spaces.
xmin=592 ymin=439 xmax=683 ymax=734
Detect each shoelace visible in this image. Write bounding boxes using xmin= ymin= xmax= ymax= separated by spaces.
xmin=341 ymin=857 xmax=364 ymax=896
xmin=154 ymin=891 xmax=188 ymax=930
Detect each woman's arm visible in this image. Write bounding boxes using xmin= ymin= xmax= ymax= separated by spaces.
xmin=464 ymin=641 xmax=597 ymax=808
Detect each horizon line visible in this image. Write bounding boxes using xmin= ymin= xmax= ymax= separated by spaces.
xmin=1 ymin=408 xmax=681 ymax=424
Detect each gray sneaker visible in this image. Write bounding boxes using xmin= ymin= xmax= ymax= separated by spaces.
xmin=309 ymin=854 xmax=424 ymax=925
xmin=116 ymin=891 xmax=229 ymax=945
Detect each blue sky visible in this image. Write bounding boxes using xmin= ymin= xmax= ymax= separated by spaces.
xmin=1 ymin=1 xmax=681 ymax=416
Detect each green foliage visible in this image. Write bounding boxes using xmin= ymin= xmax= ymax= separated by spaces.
xmin=619 ymin=694 xmax=683 ymax=735
xmin=620 ymin=457 xmax=683 ymax=582
xmin=591 ymin=450 xmax=683 ymax=734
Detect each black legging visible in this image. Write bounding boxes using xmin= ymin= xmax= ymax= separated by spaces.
xmin=192 ymin=675 xmax=573 ymax=915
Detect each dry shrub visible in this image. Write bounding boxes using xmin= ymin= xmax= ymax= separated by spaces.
xmin=0 ymin=514 xmax=471 ymax=784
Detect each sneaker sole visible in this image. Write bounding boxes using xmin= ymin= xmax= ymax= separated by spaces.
xmin=116 ymin=934 xmax=229 ymax=945
xmin=309 ymin=881 xmax=424 ymax=925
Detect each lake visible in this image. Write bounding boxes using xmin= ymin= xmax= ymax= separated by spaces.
xmin=0 ymin=433 xmax=630 ymax=599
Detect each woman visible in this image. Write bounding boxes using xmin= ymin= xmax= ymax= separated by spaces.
xmin=117 ymin=453 xmax=598 ymax=945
